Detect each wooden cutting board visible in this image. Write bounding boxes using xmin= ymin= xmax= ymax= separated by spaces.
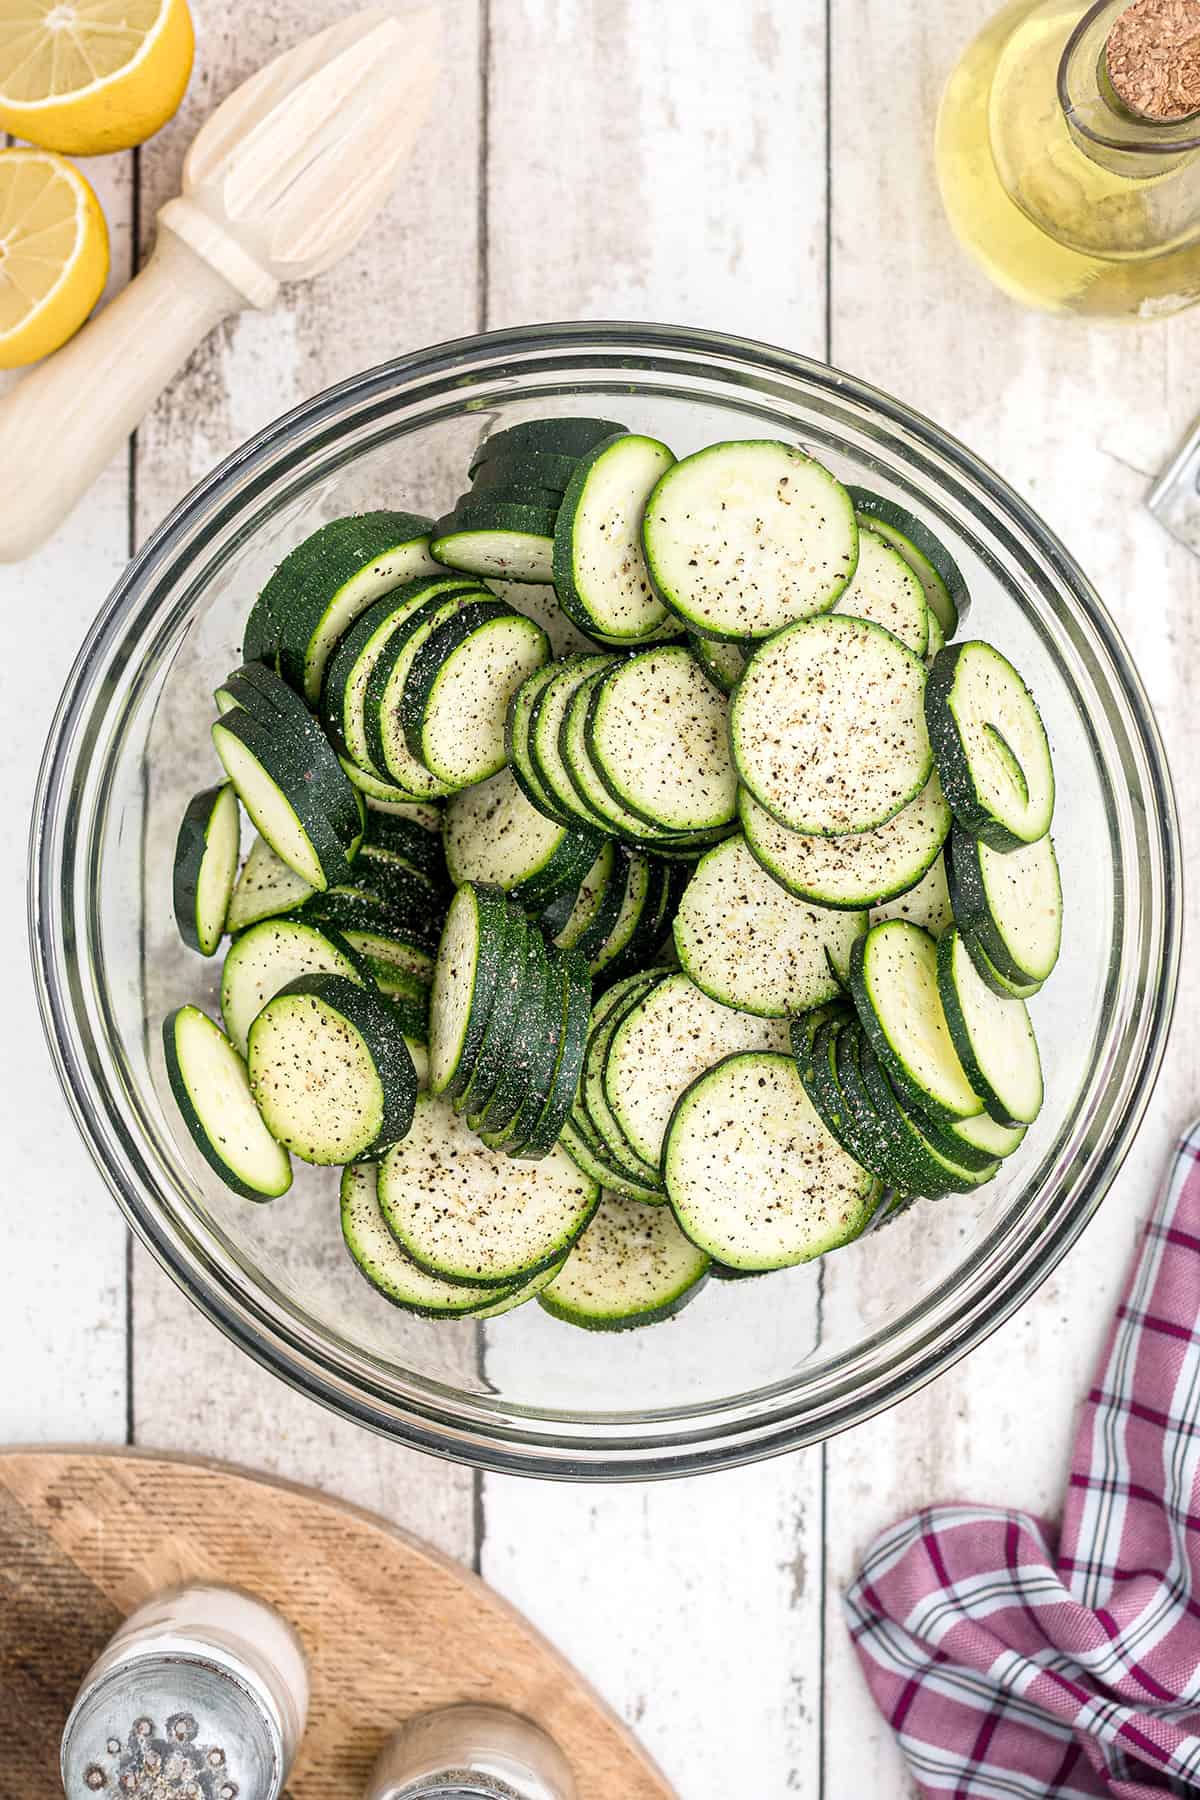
xmin=0 ymin=1447 xmax=674 ymax=1800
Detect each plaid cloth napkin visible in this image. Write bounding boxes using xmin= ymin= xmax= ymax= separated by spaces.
xmin=845 ymin=1122 xmax=1200 ymax=1799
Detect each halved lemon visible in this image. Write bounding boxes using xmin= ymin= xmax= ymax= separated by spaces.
xmin=0 ymin=146 xmax=108 ymax=367
xmin=0 ymin=0 xmax=194 ymax=156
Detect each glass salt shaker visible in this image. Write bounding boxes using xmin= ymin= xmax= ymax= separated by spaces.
xmin=365 ymin=1704 xmax=577 ymax=1800
xmin=60 ymin=1583 xmax=308 ymax=1799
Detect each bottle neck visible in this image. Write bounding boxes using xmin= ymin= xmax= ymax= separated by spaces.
xmin=1060 ymin=0 xmax=1200 ymax=179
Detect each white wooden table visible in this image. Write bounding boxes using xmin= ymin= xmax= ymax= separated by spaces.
xmin=4 ymin=3 xmax=1200 ymax=1794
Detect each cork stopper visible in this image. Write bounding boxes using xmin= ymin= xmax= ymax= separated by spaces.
xmin=1106 ymin=0 xmax=1200 ymax=122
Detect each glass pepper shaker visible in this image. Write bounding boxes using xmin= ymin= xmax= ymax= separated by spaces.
xmin=365 ymin=1704 xmax=577 ymax=1800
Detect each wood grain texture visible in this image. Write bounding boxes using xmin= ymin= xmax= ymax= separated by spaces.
xmin=481 ymin=8 xmax=830 ymax=1797
xmin=0 ymin=1448 xmax=674 ymax=1799
xmin=0 ymin=148 xmax=135 ymax=1447
xmin=128 ymin=0 xmax=485 ymax=1554
xmin=821 ymin=3 xmax=1200 ymax=1792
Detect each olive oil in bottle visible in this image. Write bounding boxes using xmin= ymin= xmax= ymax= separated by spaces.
xmin=935 ymin=0 xmax=1200 ymax=318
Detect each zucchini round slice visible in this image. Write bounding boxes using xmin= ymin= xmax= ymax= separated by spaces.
xmin=506 ymin=663 xmax=573 ymax=822
xmin=469 ymin=449 xmax=580 ymax=491
xmin=247 ymin=972 xmax=417 ymax=1164
xmin=530 ymin=655 xmax=618 ymax=830
xmin=338 ymin=757 xmax=444 ymax=819
xmin=539 ymin=1195 xmax=710 ymax=1331
xmin=427 ymin=882 xmax=511 ymax=1098
xmin=673 ymin=835 xmax=861 ymax=1018
xmin=377 ymin=1095 xmax=599 ymax=1286
xmin=323 ymin=576 xmax=483 ymax=768
xmin=947 ymin=823 xmax=1062 ymax=987
xmin=432 ymin=505 xmax=558 ymax=582
xmin=221 ymin=915 xmax=368 ymax=1055
xmin=559 ymin=667 xmax=670 ymax=840
xmin=259 ymin=512 xmax=439 ymax=704
xmin=949 ymin=1109 xmax=1027 ymax=1159
xmin=738 ymin=771 xmax=950 ymax=910
xmin=471 ymin=417 xmax=627 ymax=466
xmin=226 ymin=834 xmax=316 ymax=934
xmin=847 ymin=487 xmax=968 ymax=637
xmin=212 ymin=708 xmax=356 ymax=893
xmin=850 ymin=1028 xmax=999 ymax=1195
xmin=173 ymin=782 xmax=240 ymax=956
xmin=510 ymin=946 xmax=593 ymax=1161
xmin=341 ymin=1163 xmax=519 ymax=1316
xmin=402 ymin=602 xmax=550 ymax=788
xmin=604 ymin=971 xmax=790 ymax=1169
xmin=163 ymin=1006 xmax=292 ymax=1201
xmin=848 ymin=920 xmax=982 ymax=1124
xmin=833 ymin=524 xmax=929 ymax=656
xmin=643 ymin=440 xmax=858 ymax=639
xmin=553 ymin=841 xmax=618 ymax=952
xmin=579 ymin=970 xmax=666 ymax=1189
xmin=925 ymin=641 xmax=1054 ymax=850
xmin=467 ymin=925 xmax=551 ymax=1135
xmin=590 ymin=854 xmax=667 ymax=982
xmin=452 ymin=904 xmax=529 ymax=1119
xmin=689 ymin=634 xmax=748 ymax=694
xmin=936 ymin=927 xmax=1044 ymax=1127
xmin=730 ymin=613 xmax=932 ymax=836
xmin=585 ymin=646 xmax=738 ymax=833
xmin=558 ymin=1110 xmax=665 ymax=1204
xmin=553 ymin=433 xmax=676 ymax=642
xmin=444 ymin=768 xmax=599 ymax=911
xmin=482 ymin=946 xmax=569 ymax=1153
xmin=664 ymin=1050 xmax=879 ymax=1270
xmin=870 ymin=853 xmax=954 ymax=936
xmin=362 ymin=592 xmax=496 ymax=794
xmin=960 ymin=926 xmax=1042 ymax=999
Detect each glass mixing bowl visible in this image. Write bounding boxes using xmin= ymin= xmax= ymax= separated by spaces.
xmin=30 ymin=323 xmax=1180 ymax=1480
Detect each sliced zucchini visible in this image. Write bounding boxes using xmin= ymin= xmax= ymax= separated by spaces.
xmin=553 ymin=841 xmax=617 ymax=952
xmin=539 ymin=1195 xmax=709 ymax=1330
xmin=795 ymin=1011 xmax=896 ymax=1188
xmin=730 ymin=613 xmax=932 ymax=835
xmin=341 ymin=1163 xmax=520 ymax=1316
xmin=529 ymin=654 xmax=617 ymax=829
xmin=553 ymin=433 xmax=676 ymax=641
xmin=643 ymin=441 xmax=858 ymax=639
xmin=585 ymin=646 xmax=738 ymax=833
xmin=259 ymin=512 xmax=439 ymax=704
xmin=738 ymin=772 xmax=950 ymax=911
xmin=689 ymin=634 xmax=748 ymax=694
xmin=226 ymin=834 xmax=315 ymax=934
xmin=848 ymin=920 xmax=982 ymax=1124
xmin=849 ymin=1026 xmax=999 ymax=1195
xmin=491 ymin=578 xmax=603 ymax=666
xmin=301 ymin=879 xmax=442 ymax=953
xmin=360 ymin=809 xmax=449 ymax=891
xmin=362 ymin=591 xmax=487 ymax=796
xmin=340 ymin=928 xmax=436 ymax=986
xmin=377 ymin=1095 xmax=599 ymax=1285
xmin=338 ymin=757 xmax=444 ymax=818
xmin=663 ymin=1050 xmax=879 ymax=1270
xmin=579 ymin=970 xmax=665 ymax=1189
xmin=672 ymin=835 xmax=862 ymax=1018
xmin=947 ymin=824 xmax=1062 ymax=988
xmin=870 ymin=853 xmax=954 ymax=936
xmin=949 ymin=1109 xmax=1027 ymax=1158
xmin=443 ymin=768 xmax=599 ymax=912
xmin=936 ymin=927 xmax=1043 ymax=1127
xmin=509 ymin=945 xmax=592 ymax=1161
xmin=847 ymin=487 xmax=968 ymax=637
xmin=453 ymin=904 xmax=529 ymax=1119
xmin=163 ymin=1006 xmax=292 ymax=1201
xmin=467 ymin=925 xmax=551 ymax=1135
xmin=470 ymin=449 xmax=581 ymax=491
xmin=471 ymin=417 xmax=626 ymax=466
xmin=215 ymin=662 xmax=365 ymax=840
xmin=604 ymin=971 xmax=790 ymax=1169
xmin=926 ymin=609 xmax=946 ymax=663
xmin=559 ymin=666 xmax=672 ymax=840
xmin=833 ymin=524 xmax=929 ymax=656
xmin=427 ymin=882 xmax=511 ymax=1098
xmin=506 ymin=663 xmax=573 ymax=822
xmin=402 ymin=602 xmax=550 ymax=788
xmin=220 ymin=915 xmax=367 ymax=1056
xmin=212 ymin=708 xmax=357 ymax=893
xmin=173 ymin=782 xmax=240 ymax=956
xmin=323 ymin=576 xmax=482 ymax=769
xmin=960 ymin=927 xmax=1042 ymax=999
xmin=246 ymin=972 xmax=414 ymax=1164
xmin=482 ymin=943 xmax=567 ymax=1153
xmin=590 ymin=853 xmax=666 ymax=981
xmin=558 ymin=1109 xmax=665 ymax=1204
xmin=925 ymin=641 xmax=1054 ymax=850
xmin=432 ymin=503 xmax=558 ymax=583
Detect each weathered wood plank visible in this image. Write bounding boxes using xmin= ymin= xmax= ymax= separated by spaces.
xmin=822 ymin=2 xmax=1200 ymax=1790
xmin=0 ymin=149 xmax=135 ymax=1444
xmin=481 ymin=4 xmax=829 ymax=1793
xmin=129 ymin=0 xmax=485 ymax=1556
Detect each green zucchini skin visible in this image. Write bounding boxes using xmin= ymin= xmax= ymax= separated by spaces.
xmin=924 ymin=642 xmax=1054 ymax=851
xmin=361 ymin=591 xmax=482 ymax=788
xmin=538 ymin=1196 xmax=710 ymax=1332
xmin=470 ymin=418 xmax=628 ymax=465
xmin=846 ymin=486 xmax=968 ymax=636
xmin=212 ymin=708 xmax=357 ymax=893
xmin=946 ymin=823 xmax=1061 ymax=989
xmin=256 ymin=511 xmax=437 ymax=703
xmin=163 ymin=1006 xmax=293 ymax=1202
xmin=399 ymin=598 xmax=548 ymax=780
xmin=340 ymin=1163 xmax=522 ymax=1317
xmin=481 ymin=941 xmax=564 ymax=1151
xmin=453 ymin=904 xmax=528 ymax=1119
xmin=469 ymin=447 xmax=582 ymax=489
xmin=854 ymin=1027 xmax=999 ymax=1195
xmin=173 ymin=782 xmax=239 ymax=956
xmin=511 ymin=945 xmax=593 ymax=1161
xmin=558 ymin=1109 xmax=664 ymax=1203
xmin=467 ymin=924 xmax=550 ymax=1134
xmin=935 ymin=928 xmax=1043 ymax=1129
xmin=428 ymin=882 xmax=511 ymax=1100
xmin=215 ymin=662 xmax=361 ymax=840
xmin=251 ymin=971 xmax=418 ymax=1161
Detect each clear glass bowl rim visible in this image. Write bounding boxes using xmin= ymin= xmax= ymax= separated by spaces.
xmin=29 ymin=320 xmax=1182 ymax=1481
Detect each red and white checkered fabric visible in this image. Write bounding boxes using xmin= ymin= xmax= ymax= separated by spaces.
xmin=846 ymin=1124 xmax=1200 ymax=1798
